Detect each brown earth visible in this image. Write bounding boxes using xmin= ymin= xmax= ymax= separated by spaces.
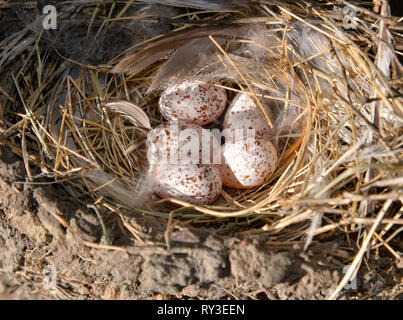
xmin=0 ymin=145 xmax=401 ymax=300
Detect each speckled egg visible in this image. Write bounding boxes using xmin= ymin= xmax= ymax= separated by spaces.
xmin=152 ymin=164 xmax=222 ymax=205
xmin=223 ymin=93 xmax=272 ymax=142
xmin=219 ymin=136 xmax=277 ymax=189
xmin=147 ymin=121 xmax=221 ymax=165
xmin=159 ymin=80 xmax=227 ymax=126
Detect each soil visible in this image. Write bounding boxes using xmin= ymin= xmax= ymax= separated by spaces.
xmin=0 ymin=144 xmax=401 ymax=300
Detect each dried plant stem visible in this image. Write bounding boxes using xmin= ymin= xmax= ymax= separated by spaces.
xmin=327 ymin=199 xmax=393 ymax=300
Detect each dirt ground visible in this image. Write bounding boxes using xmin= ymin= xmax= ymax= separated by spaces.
xmin=0 ymin=144 xmax=401 ymax=300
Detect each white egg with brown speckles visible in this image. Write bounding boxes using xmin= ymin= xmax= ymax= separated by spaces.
xmin=223 ymin=93 xmax=272 ymax=141
xmin=219 ymin=136 xmax=277 ymax=189
xmin=159 ymin=80 xmax=227 ymax=126
xmin=153 ymin=164 xmax=222 ymax=205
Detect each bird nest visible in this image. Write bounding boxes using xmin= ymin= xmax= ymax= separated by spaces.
xmin=1 ymin=0 xmax=402 ymax=299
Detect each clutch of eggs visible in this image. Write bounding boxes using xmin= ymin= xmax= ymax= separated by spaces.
xmin=150 ymin=81 xmax=279 ymax=205
xmin=159 ymin=80 xmax=227 ymax=126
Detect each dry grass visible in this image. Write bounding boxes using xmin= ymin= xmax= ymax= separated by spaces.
xmin=0 ymin=0 xmax=402 ymax=299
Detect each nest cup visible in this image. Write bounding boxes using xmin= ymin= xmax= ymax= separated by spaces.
xmin=51 ymin=25 xmax=312 ymax=217
xmin=4 ymin=1 xmax=402 ymax=269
